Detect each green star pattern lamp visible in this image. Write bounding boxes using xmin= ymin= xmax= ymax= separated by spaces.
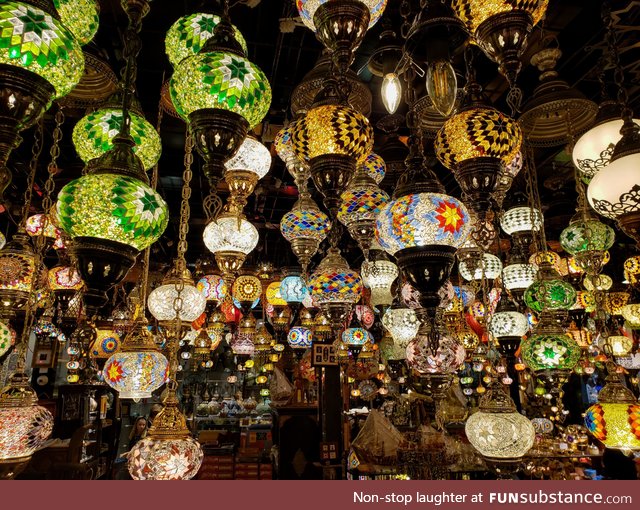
xmin=73 ymin=108 xmax=162 ymax=170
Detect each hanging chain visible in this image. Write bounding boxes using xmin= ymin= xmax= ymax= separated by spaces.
xmin=41 ymin=109 xmax=65 ymax=225
xmin=19 ymin=121 xmax=44 ymax=228
xmin=603 ymin=1 xmax=632 ymax=123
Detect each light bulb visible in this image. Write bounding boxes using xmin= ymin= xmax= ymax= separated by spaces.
xmin=381 ymin=73 xmax=401 ymax=114
xmin=426 ymin=60 xmax=457 ymax=117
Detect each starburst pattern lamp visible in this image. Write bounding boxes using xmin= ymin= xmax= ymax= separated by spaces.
xmin=520 ymin=316 xmax=581 ymax=373
xmin=560 ymin=216 xmax=615 ymax=275
xmin=72 ymin=108 xmax=161 ymax=170
xmin=459 ymin=253 xmax=502 ymax=281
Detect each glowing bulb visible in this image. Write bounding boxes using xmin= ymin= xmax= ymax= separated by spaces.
xmin=426 ymin=60 xmax=457 ymax=117
xmin=381 ymin=73 xmax=401 ymax=114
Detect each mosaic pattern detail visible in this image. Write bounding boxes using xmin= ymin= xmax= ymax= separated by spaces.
xmin=585 ymin=403 xmax=640 ymax=450
xmin=129 ymin=437 xmax=203 ymax=480
xmin=560 ymin=219 xmax=615 ymax=255
xmin=382 ymin=308 xmax=419 ymax=347
xmin=489 ymin=311 xmax=528 ymax=338
xmin=232 ymin=275 xmax=262 ymax=302
xmin=452 ymin=0 xmax=548 ymax=33
xmin=296 ymin=0 xmax=387 ymax=31
xmin=376 ymin=192 xmax=471 ymax=255
xmin=359 ymin=152 xmax=386 ymax=184
xmin=0 ymin=1 xmax=84 ymax=97
xmin=500 ymin=206 xmax=543 ymax=235
xmin=288 ymin=326 xmax=313 ymax=349
xmin=0 ymin=404 xmax=53 ymax=460
xmin=584 ymin=404 xmax=606 ymax=440
xmin=170 ymin=51 xmax=271 ymax=129
xmin=25 ymin=213 xmax=61 ymax=239
xmin=265 ymin=281 xmax=286 ymax=306
xmin=465 ymin=409 xmax=535 ymax=459
xmin=148 ymin=283 xmax=207 ymax=322
xmin=165 ymin=13 xmax=247 ymax=67
xmin=73 ymin=109 xmax=162 ymax=170
xmin=280 ymin=275 xmax=308 ymax=303
xmin=520 ymin=333 xmax=581 ymax=371
xmin=342 ymin=327 xmax=370 ymax=346
xmin=281 ymin=208 xmax=330 ymax=242
xmin=57 ymin=173 xmax=169 ymax=251
xmin=291 ymin=104 xmax=374 ymax=165
xmin=225 ymin=136 xmax=271 ymax=178
xmin=196 ymin=274 xmax=227 ymax=302
xmin=524 ymin=278 xmax=576 ymax=313
xmin=0 ymin=252 xmax=35 ymax=292
xmin=53 ymin=0 xmax=99 ymax=45
xmin=502 ymin=263 xmax=537 ymax=291
xmin=308 ymin=268 xmax=362 ymax=305
xmin=103 ymin=351 xmax=168 ymax=399
xmin=203 ymin=216 xmax=258 ymax=255
xmin=406 ymin=334 xmax=465 ymax=374
xmin=435 ymin=107 xmax=522 ymax=169
xmin=48 ymin=265 xmax=83 ymax=290
xmin=338 ymin=187 xmax=389 ymax=225
xmin=355 ymin=304 xmax=375 ymax=329
xmin=90 ymin=329 xmax=121 ymax=359
xmin=0 ymin=320 xmax=12 ymax=357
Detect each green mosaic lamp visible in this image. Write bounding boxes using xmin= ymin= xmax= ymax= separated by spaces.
xmin=53 ymin=0 xmax=100 ymax=45
xmin=169 ymin=9 xmax=271 ymax=187
xmin=520 ymin=313 xmax=581 ymax=374
xmin=559 ymin=212 xmax=615 ymax=276
xmin=524 ymin=259 xmax=576 ymax=313
xmin=0 ymin=0 xmax=85 ymax=198
xmin=73 ymin=107 xmax=161 ymax=171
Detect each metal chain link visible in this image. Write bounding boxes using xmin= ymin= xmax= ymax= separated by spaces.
xmin=19 ymin=121 xmax=44 ymax=228
xmin=603 ymin=1 xmax=632 ymax=122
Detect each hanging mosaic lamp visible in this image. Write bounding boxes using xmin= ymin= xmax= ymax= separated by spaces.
xmin=524 ymin=260 xmax=576 ymax=313
xmin=196 ymin=274 xmax=227 ymax=305
xmin=53 ymin=0 xmax=99 ymax=45
xmin=520 ymin=314 xmax=581 ymax=374
xmin=307 ymin=247 xmax=363 ymax=330
xmin=0 ymin=1 xmax=84 ymax=197
xmin=0 ymin=231 xmax=37 ymax=316
xmin=280 ymin=275 xmax=309 ymax=304
xmin=359 ymin=152 xmax=386 ymax=184
xmin=148 ymin=268 xmax=207 ymax=325
xmin=584 ymin=364 xmax=640 ymax=451
xmin=360 ymin=248 xmax=398 ymax=308
xmin=288 ymin=326 xmax=313 ymax=350
xmin=274 ymin=120 xmax=310 ymax=188
xmin=458 ymin=253 xmax=503 ymax=282
xmin=128 ymin=387 xmax=203 ymax=479
xmin=381 ymin=307 xmax=419 ymax=348
xmin=73 ymin=108 xmax=161 ymax=171
xmin=103 ymin=320 xmax=168 ymax=400
xmin=560 ymin=212 xmax=615 ymax=275
xmin=0 ymin=373 xmax=54 ymax=479
xmin=89 ymin=327 xmax=121 ymax=359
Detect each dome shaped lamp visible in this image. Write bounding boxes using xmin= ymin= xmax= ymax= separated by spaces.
xmin=465 ymin=382 xmax=535 ymax=477
xmin=0 ymin=0 xmax=84 ymax=199
xmin=0 ymin=373 xmax=54 ymax=479
xmin=128 ymin=384 xmax=203 ymax=479
xmin=169 ymin=10 xmax=271 ymax=188
xmin=224 ymin=136 xmax=271 ymax=210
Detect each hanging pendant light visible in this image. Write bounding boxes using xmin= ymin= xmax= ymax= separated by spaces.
xmin=224 ymin=136 xmax=271 ymax=210
xmin=0 ymin=230 xmax=37 ymax=316
xmin=560 ymin=211 xmax=615 ymax=276
xmin=148 ymin=268 xmax=207 ymax=326
xmin=360 ymin=246 xmax=398 ymax=308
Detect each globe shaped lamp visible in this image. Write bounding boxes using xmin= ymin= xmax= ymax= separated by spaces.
xmin=459 ymin=253 xmax=502 ymax=282
xmin=128 ymin=388 xmax=203 ymax=479
xmin=451 ymin=0 xmax=548 ymax=87
xmin=624 ymin=256 xmax=640 ymax=290
xmin=148 ymin=268 xmax=207 ymax=326
xmin=360 ymin=256 xmax=398 ymax=308
xmin=584 ymin=365 xmax=640 ymax=451
xmin=89 ymin=328 xmax=121 ymax=359
xmin=0 ymin=1 xmax=84 ymax=194
xmin=500 ymin=206 xmax=543 ymax=238
xmin=622 ymin=303 xmax=640 ymax=329
xmin=0 ymin=373 xmax=54 ymax=479
xmin=520 ymin=316 xmax=581 ymax=374
xmin=297 ymin=0 xmax=386 ymax=32
xmin=292 ymin=104 xmax=374 ymax=212
xmin=203 ymin=213 xmax=259 ymax=280
xmin=280 ymin=275 xmax=309 ymax=304
xmin=274 ymin=119 xmax=309 ymax=186
xmin=288 ymin=326 xmax=313 ymax=351
xmin=435 ymin=103 xmax=522 ymax=215
xmin=232 ymin=274 xmax=262 ymax=312
xmin=265 ymin=281 xmax=287 ymax=307
xmin=337 ymin=168 xmax=390 ymax=255
xmin=524 ymin=262 xmax=576 ymax=313
xmin=359 ymin=152 xmax=386 ymax=184
xmin=280 ymin=193 xmax=330 ymax=273
xmin=502 ymin=263 xmax=536 ymax=292
xmin=196 ymin=274 xmax=227 ymax=305
xmin=465 ymin=383 xmax=536 ymax=469
xmin=53 ymin=0 xmax=99 ymax=46
xmin=381 ymin=307 xmax=419 ymax=348
xmin=405 ymin=331 xmax=465 ymax=375
xmin=560 ymin=217 xmax=615 ymax=275
xmin=602 ymin=336 xmax=634 ymax=357
xmin=103 ymin=321 xmax=168 ymax=400
xmin=307 ymin=248 xmax=363 ymax=330
xmin=0 ymin=231 xmax=37 ymax=314
xmin=224 ymin=136 xmax=271 ymax=209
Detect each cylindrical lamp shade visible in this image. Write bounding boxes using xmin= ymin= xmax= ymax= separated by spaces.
xmin=360 ymin=259 xmax=398 ymax=307
xmin=502 ymin=263 xmax=536 ymax=291
xmin=500 ymin=207 xmax=543 ymax=235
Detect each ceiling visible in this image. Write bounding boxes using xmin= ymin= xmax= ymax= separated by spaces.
xmin=3 ymin=0 xmax=640 ymax=292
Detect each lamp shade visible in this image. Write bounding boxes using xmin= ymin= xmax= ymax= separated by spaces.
xmin=381 ymin=308 xmax=419 ymax=348
xmin=203 ymin=215 xmax=259 ymax=255
xmin=291 ymin=104 xmax=373 ymax=165
xmin=296 ymin=0 xmax=387 ymax=31
xmin=359 ymin=152 xmax=386 ymax=184
xmin=458 ymin=253 xmax=503 ymax=281
xmin=502 ymin=263 xmax=536 ymax=291
xmin=225 ymin=136 xmax=271 ymax=179
xmin=232 ymin=275 xmax=262 ymax=304
xmin=72 ymin=108 xmax=162 ymax=170
xmin=405 ymin=332 xmax=465 ymax=374
xmin=103 ymin=349 xmax=168 ymax=400
xmin=342 ymin=327 xmax=371 ymax=347
xmin=524 ymin=278 xmax=576 ymax=312
xmin=165 ymin=12 xmax=247 ymax=67
xmin=588 ymin=154 xmax=640 ymax=220
xmin=170 ymin=51 xmax=271 ymax=129
xmin=288 ymin=326 xmax=313 ymax=349
xmin=520 ymin=332 xmax=581 ymax=371
xmin=307 ymin=249 xmax=362 ymax=305
xmin=281 ymin=206 xmax=330 ymax=244
xmin=489 ymin=311 xmax=529 ymax=338
xmin=47 ymin=265 xmax=83 ymax=291
xmin=148 ymin=278 xmax=207 ymax=323
xmin=280 ymin=275 xmax=308 ymax=304
xmin=56 ymin=173 xmax=168 ymax=251
xmin=90 ymin=328 xmax=121 ymax=359
xmin=585 ymin=403 xmax=640 ymax=451
xmin=196 ymin=274 xmax=227 ymax=303
xmin=265 ymin=281 xmax=287 ymax=306
xmin=452 ymin=0 xmax=548 ymax=34
xmin=360 ymin=259 xmax=398 ymax=307
xmin=0 ymin=1 xmax=85 ymax=99
xmin=337 ymin=182 xmax=390 ymax=230
xmin=0 ymin=320 xmax=13 ymax=357
xmin=560 ymin=219 xmax=615 ymax=255
xmin=375 ymin=193 xmax=471 ymax=255
xmin=500 ymin=206 xmax=543 ymax=235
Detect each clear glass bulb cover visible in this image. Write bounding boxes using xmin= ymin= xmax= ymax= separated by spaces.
xmin=288 ymin=326 xmax=313 ymax=349
xmin=148 ymin=283 xmax=206 ymax=322
xmin=406 ymin=333 xmax=465 ymax=374
xmin=502 ymin=263 xmax=537 ymax=291
xmin=0 ymin=404 xmax=53 ymax=460
xmin=73 ymin=108 xmax=162 ymax=170
xmin=224 ymin=136 xmax=271 ymax=179
xmin=435 ymin=106 xmax=522 ymax=170
xmin=291 ymin=104 xmax=374 ymax=165
xmin=57 ymin=173 xmax=169 ymax=251
xmin=573 ymin=118 xmax=640 ymax=183
xmin=0 ymin=2 xmax=84 ymax=98
xmin=296 ymin=0 xmax=387 ymax=31
xmin=196 ymin=274 xmax=227 ymax=302
xmin=426 ymin=60 xmax=457 ymax=117
xmin=359 ymin=153 xmax=386 ymax=184
xmin=584 ymin=403 xmax=640 ymax=450
xmin=458 ymin=253 xmax=502 ymax=281
xmin=500 ymin=206 xmax=543 ymax=235
xmin=165 ymin=12 xmax=247 ymax=67
xmin=560 ymin=219 xmax=615 ymax=255
xmin=588 ymin=153 xmax=640 ymax=220
xmin=203 ymin=216 xmax=259 ymax=255
xmin=279 ymin=275 xmax=308 ymax=303
xmin=103 ymin=351 xmax=168 ymax=399
xmin=520 ymin=333 xmax=581 ymax=371
xmin=489 ymin=311 xmax=529 ymax=338
xmin=382 ymin=308 xmax=419 ymax=347
xmin=465 ymin=410 xmax=535 ymax=460
xmin=128 ymin=436 xmax=204 ymax=480
xmin=376 ymin=193 xmax=471 ymax=255
xmin=381 ymin=72 xmax=402 ymax=115
xmin=170 ymin=51 xmax=271 ymax=129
